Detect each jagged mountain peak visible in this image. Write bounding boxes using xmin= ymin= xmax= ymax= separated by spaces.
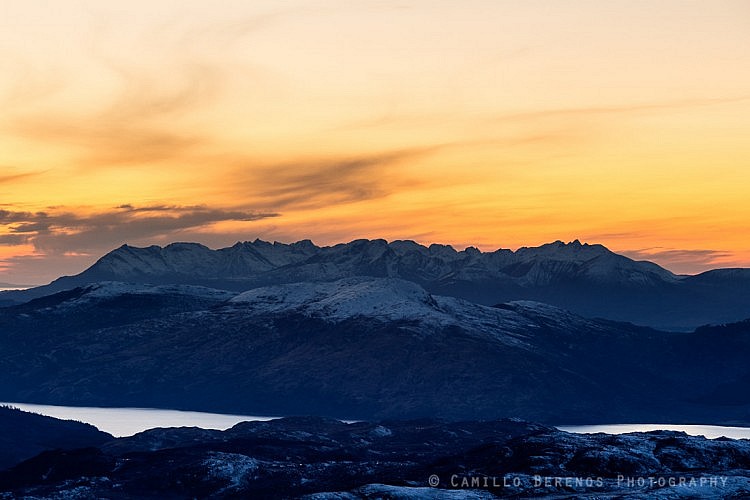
xmin=518 ymin=239 xmax=612 ymax=259
xmin=23 ymin=237 xmax=678 ymax=296
xmin=103 ymin=237 xmax=626 ymax=268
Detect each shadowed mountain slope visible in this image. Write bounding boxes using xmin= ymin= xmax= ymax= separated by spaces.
xmin=1 ymin=278 xmax=749 ymax=425
xmin=0 ymin=405 xmax=112 ymax=470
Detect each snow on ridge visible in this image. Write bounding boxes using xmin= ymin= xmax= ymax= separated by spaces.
xmin=91 ymin=237 xmax=677 ymax=283
xmin=230 ymin=277 xmax=539 ymax=347
xmin=231 ymin=277 xmax=450 ymax=323
xmin=43 ymin=277 xmax=579 ymax=347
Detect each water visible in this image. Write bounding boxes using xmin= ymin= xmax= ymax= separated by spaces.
xmin=1 ymin=401 xmax=279 ymax=437
xmin=5 ymin=401 xmax=750 ymax=440
xmin=559 ymin=423 xmax=750 ymax=439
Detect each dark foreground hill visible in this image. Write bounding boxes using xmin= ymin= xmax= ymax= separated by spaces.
xmin=2 ymin=416 xmax=749 ymax=498
xmin=0 ymin=405 xmax=112 ymax=470
xmin=3 ymin=238 xmax=750 ymax=330
xmin=1 ymin=278 xmax=749 ymax=425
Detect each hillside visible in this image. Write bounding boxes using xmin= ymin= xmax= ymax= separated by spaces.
xmin=1 ymin=278 xmax=749 ymax=424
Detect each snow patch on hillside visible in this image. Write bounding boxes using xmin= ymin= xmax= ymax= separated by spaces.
xmin=230 ymin=277 xmax=549 ymax=347
xmin=231 ymin=277 xmax=448 ymax=323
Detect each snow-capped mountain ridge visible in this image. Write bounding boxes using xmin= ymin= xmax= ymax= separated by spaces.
xmin=87 ymin=238 xmax=675 ymax=285
xmin=5 ymin=237 xmax=750 ymax=330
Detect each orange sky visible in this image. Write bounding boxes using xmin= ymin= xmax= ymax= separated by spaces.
xmin=2 ymin=0 xmax=750 ymax=284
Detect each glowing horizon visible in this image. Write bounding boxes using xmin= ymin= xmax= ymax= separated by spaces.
xmin=2 ymin=0 xmax=750 ymax=284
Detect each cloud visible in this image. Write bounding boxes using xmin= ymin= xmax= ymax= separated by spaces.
xmin=336 ymin=95 xmax=750 ymax=136
xmin=9 ymin=60 xmax=219 ymax=168
xmin=0 ymin=234 xmax=29 ymax=245
xmin=0 ymin=252 xmax=90 ymax=285
xmin=0 ymin=209 xmax=44 ymax=223
xmin=0 ymin=171 xmax=42 ymax=184
xmin=1 ymin=6 xmax=310 ymax=172
xmin=0 ymin=204 xmax=279 ymax=284
xmin=624 ymin=247 xmax=732 ymax=262
xmin=621 ymin=247 xmax=736 ymax=275
xmin=494 ymin=96 xmax=750 ymax=122
xmin=231 ymin=147 xmax=439 ymax=210
xmin=0 ymin=205 xmax=277 ymax=254
xmin=1 ymin=10 xmax=248 ymax=170
xmin=0 ymin=143 xmax=439 ymax=283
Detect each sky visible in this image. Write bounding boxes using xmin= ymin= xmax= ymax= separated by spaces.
xmin=1 ymin=0 xmax=750 ymax=284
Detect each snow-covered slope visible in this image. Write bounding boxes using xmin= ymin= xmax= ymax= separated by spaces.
xmin=231 ymin=277 xmax=446 ymax=323
xmin=5 ymin=237 xmax=750 ymax=330
xmin=229 ymin=277 xmax=549 ymax=348
xmin=66 ymin=238 xmax=678 ymax=287
xmin=512 ymin=240 xmax=677 ymax=286
xmin=88 ymin=240 xmax=317 ymax=280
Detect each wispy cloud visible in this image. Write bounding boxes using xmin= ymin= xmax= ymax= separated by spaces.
xmin=9 ymin=60 xmax=219 ymax=168
xmin=494 ymin=96 xmax=750 ymax=122
xmin=0 ymin=143 xmax=438 ymax=282
xmin=621 ymin=247 xmax=737 ymax=275
xmin=230 ymin=147 xmax=439 ymax=210
xmin=337 ymin=95 xmax=750 ymax=133
xmin=0 ymin=170 xmax=42 ymax=184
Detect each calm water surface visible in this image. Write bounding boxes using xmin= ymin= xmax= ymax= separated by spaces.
xmin=560 ymin=424 xmax=750 ymax=439
xmin=5 ymin=401 xmax=750 ymax=439
xmin=1 ymin=401 xmax=278 ymax=437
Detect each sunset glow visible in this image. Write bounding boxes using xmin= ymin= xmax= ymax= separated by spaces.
xmin=2 ymin=0 xmax=750 ymax=283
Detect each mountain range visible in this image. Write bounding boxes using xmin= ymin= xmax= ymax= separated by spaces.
xmin=2 ymin=238 xmax=750 ymax=497
xmin=1 ymin=277 xmax=749 ymax=425
xmin=3 ymin=238 xmax=750 ymax=330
